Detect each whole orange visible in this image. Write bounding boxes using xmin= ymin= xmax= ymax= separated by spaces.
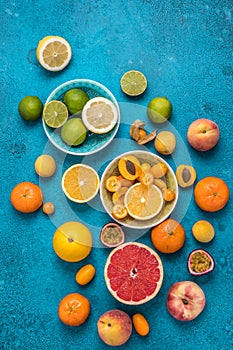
xmin=58 ymin=293 xmax=90 ymax=326
xmin=194 ymin=176 xmax=230 ymax=212
xmin=151 ymin=219 xmax=185 ymax=253
xmin=52 ymin=222 xmax=92 ymax=262
xmin=10 ymin=181 xmax=43 ymax=213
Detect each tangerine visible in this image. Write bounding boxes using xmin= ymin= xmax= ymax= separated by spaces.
xmin=151 ymin=219 xmax=185 ymax=253
xmin=10 ymin=181 xmax=43 ymax=213
xmin=194 ymin=176 xmax=230 ymax=212
xmin=58 ymin=293 xmax=90 ymax=326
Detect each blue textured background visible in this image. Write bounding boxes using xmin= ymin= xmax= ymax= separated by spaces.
xmin=0 ymin=1 xmax=233 ymax=349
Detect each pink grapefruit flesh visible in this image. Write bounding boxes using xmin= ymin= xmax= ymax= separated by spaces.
xmin=104 ymin=242 xmax=164 ymax=305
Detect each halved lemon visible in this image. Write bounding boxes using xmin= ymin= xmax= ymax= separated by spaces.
xmin=120 ymin=70 xmax=147 ymax=96
xmin=61 ymin=164 xmax=100 ymax=203
xmin=42 ymin=100 xmax=68 ymax=128
xmin=36 ymin=36 xmax=72 ymax=72
xmin=124 ymin=183 xmax=164 ymax=221
xmin=82 ymin=97 xmax=118 ymax=134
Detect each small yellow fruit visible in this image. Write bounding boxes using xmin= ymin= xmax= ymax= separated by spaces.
xmin=35 ymin=155 xmax=56 ymax=177
xmin=141 ymin=163 xmax=151 ymax=173
xmin=154 ymin=131 xmax=176 ymax=155
xmin=43 ymin=202 xmax=55 ymax=215
xmin=75 ymin=264 xmax=96 ymax=285
xmin=132 ymin=313 xmax=150 ymax=336
xmin=192 ymin=220 xmax=215 ymax=243
xmin=151 ymin=162 xmax=167 ymax=178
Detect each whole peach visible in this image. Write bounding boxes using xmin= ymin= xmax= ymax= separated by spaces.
xmin=187 ymin=118 xmax=220 ymax=151
xmin=166 ymin=281 xmax=206 ymax=321
xmin=97 ymin=309 xmax=132 ymax=346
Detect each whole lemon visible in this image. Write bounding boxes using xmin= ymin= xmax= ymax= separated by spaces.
xmin=147 ymin=97 xmax=172 ymax=124
xmin=34 ymin=154 xmax=56 ymax=177
xmin=61 ymin=118 xmax=87 ymax=146
xmin=53 ymin=222 xmax=92 ymax=262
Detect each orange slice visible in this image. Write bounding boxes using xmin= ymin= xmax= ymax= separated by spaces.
xmin=82 ymin=97 xmax=118 ymax=134
xmin=61 ymin=164 xmax=99 ymax=203
xmin=124 ymin=183 xmax=163 ymax=221
xmin=36 ymin=36 xmax=72 ymax=72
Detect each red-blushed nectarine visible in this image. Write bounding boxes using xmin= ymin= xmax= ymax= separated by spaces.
xmin=97 ymin=309 xmax=132 ymax=346
xmin=187 ymin=118 xmax=220 ymax=151
xmin=166 ymin=281 xmax=206 ymax=321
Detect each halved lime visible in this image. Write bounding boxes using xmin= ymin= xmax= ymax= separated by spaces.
xmin=120 ymin=70 xmax=147 ymax=96
xmin=43 ymin=100 xmax=68 ymax=128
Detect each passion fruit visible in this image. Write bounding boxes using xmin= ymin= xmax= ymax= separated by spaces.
xmin=187 ymin=249 xmax=215 ymax=276
xmin=100 ymin=223 xmax=125 ymax=248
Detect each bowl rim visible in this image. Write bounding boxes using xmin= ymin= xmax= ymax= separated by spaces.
xmin=42 ymin=79 xmax=120 ymax=156
xmin=100 ymin=150 xmax=179 ymax=229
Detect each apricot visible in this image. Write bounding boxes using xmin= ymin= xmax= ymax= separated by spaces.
xmin=35 ymin=154 xmax=56 ymax=177
xmin=192 ymin=220 xmax=215 ymax=243
xmin=118 ymin=157 xmax=141 ymax=181
xmin=176 ymin=165 xmax=196 ymax=188
xmin=141 ymin=162 xmax=151 ymax=173
xmin=151 ymin=162 xmax=167 ymax=178
xmin=154 ymin=178 xmax=167 ymax=192
xmin=154 ymin=131 xmax=176 ymax=155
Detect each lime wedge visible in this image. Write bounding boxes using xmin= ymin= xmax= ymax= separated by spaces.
xmin=120 ymin=70 xmax=147 ymax=96
xmin=43 ymin=100 xmax=68 ymax=128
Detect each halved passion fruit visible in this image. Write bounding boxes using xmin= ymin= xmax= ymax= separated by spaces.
xmin=100 ymin=223 xmax=125 ymax=248
xmin=187 ymin=249 xmax=215 ymax=276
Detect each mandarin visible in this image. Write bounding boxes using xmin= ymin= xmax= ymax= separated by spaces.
xmin=10 ymin=181 xmax=43 ymax=213
xmin=58 ymin=293 xmax=90 ymax=326
xmin=151 ymin=219 xmax=185 ymax=253
xmin=194 ymin=176 xmax=230 ymax=212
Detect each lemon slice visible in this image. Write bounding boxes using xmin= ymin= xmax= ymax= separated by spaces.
xmin=43 ymin=100 xmax=68 ymax=128
xmin=81 ymin=97 xmax=118 ymax=134
xmin=61 ymin=164 xmax=100 ymax=203
xmin=36 ymin=36 xmax=72 ymax=72
xmin=120 ymin=70 xmax=147 ymax=96
xmin=124 ymin=183 xmax=163 ymax=221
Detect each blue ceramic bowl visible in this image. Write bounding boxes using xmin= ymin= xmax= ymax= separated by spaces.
xmin=43 ymin=79 xmax=120 ymax=156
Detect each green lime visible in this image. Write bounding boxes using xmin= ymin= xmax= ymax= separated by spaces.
xmin=147 ymin=97 xmax=172 ymax=124
xmin=63 ymin=88 xmax=90 ymax=115
xmin=43 ymin=100 xmax=68 ymax=128
xmin=61 ymin=118 xmax=87 ymax=146
xmin=120 ymin=70 xmax=147 ymax=96
xmin=18 ymin=96 xmax=43 ymax=121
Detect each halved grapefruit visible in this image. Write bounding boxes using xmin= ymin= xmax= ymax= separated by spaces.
xmin=104 ymin=242 xmax=164 ymax=305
